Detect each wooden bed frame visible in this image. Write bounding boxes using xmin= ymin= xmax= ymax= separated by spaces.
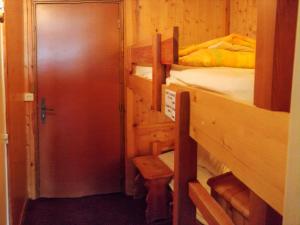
xmin=126 ymin=1 xmax=298 ymax=224
xmin=165 ymin=86 xmax=288 ymax=225
xmin=127 ymin=27 xmax=179 ymax=111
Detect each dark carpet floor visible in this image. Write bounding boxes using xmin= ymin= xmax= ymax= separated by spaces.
xmin=22 ymin=193 xmax=170 ymax=225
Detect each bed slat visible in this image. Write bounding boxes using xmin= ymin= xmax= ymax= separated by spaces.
xmin=130 ymin=42 xmax=153 ymax=65
xmin=189 ymin=182 xmax=234 ymax=225
xmin=127 ymin=75 xmax=152 ymax=103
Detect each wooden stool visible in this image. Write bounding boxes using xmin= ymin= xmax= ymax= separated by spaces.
xmin=133 ymin=155 xmax=173 ymax=224
xmin=207 ymin=173 xmax=282 ymax=225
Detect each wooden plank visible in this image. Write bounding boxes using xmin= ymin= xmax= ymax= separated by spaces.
xmin=135 ymin=122 xmax=175 ymax=156
xmin=132 ymin=155 xmax=173 ymax=180
xmin=4 ymin=0 xmax=29 ymax=224
xmin=185 ymin=86 xmax=289 ymax=214
xmin=173 ymin=91 xmax=197 ymax=225
xmin=134 ymin=88 xmax=172 ymax=125
xmin=161 ymin=26 xmax=179 ymax=65
xmin=152 ymin=33 xmax=165 ymax=111
xmin=255 ymin=0 xmax=298 ymax=112
xmin=225 ymin=0 xmax=231 ymax=35
xmin=132 ymin=0 xmax=227 ymax=47
xmin=24 ymin=0 xmax=38 ymax=200
xmin=127 ymin=75 xmax=152 ymax=103
xmin=152 ymin=141 xmax=174 ymax=156
xmin=207 ymin=172 xmax=249 ymax=218
xmin=130 ymin=41 xmax=153 ymax=65
xmin=248 ymin=192 xmax=282 ymax=225
xmin=189 ymin=182 xmax=234 ymax=225
xmin=163 ymin=84 xmax=289 ymax=213
xmin=125 ymin=88 xmax=136 ymax=195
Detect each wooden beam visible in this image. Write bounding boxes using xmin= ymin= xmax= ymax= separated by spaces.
xmin=189 ymin=182 xmax=234 ymax=225
xmin=173 ymin=91 xmax=197 ymax=225
xmin=164 ymin=84 xmax=289 ymax=214
xmin=255 ymin=0 xmax=299 ymax=112
xmin=130 ymin=41 xmax=153 ymax=65
xmin=188 ymin=86 xmax=289 ymax=214
xmin=152 ymin=33 xmax=165 ymax=111
xmin=161 ymin=26 xmax=179 ymax=64
xmin=4 ymin=0 xmax=28 ymax=224
xmin=127 ymin=75 xmax=152 ymax=103
xmin=125 ymin=88 xmax=136 ymax=195
xmin=249 ymin=192 xmax=282 ymax=225
xmin=225 ymin=0 xmax=231 ymax=35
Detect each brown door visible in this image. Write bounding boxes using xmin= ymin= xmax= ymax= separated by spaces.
xmin=36 ymin=2 xmax=122 ymax=197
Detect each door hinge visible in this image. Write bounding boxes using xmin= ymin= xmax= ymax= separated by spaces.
xmin=2 ymin=133 xmax=8 ymax=145
xmin=119 ymin=104 xmax=125 ymax=113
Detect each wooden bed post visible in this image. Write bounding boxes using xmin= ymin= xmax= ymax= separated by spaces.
xmin=249 ymin=192 xmax=282 ymax=225
xmin=173 ymin=91 xmax=197 ymax=225
xmin=152 ymin=33 xmax=165 ymax=111
xmin=255 ymin=0 xmax=298 ymax=112
xmin=225 ymin=0 xmax=231 ymax=35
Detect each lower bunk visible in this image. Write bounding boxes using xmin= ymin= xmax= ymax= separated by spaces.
xmin=129 ymin=83 xmax=288 ymax=225
xmin=169 ymin=88 xmax=288 ymax=225
xmin=133 ymin=147 xmax=282 ymax=225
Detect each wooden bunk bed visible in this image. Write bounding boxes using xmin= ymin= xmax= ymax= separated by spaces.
xmin=127 ymin=27 xmax=179 ymax=111
xmin=126 ymin=1 xmax=298 ymax=224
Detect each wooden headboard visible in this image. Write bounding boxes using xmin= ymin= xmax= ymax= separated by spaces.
xmin=129 ymin=27 xmax=179 ymax=110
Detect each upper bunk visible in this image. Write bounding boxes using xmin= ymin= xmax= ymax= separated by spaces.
xmin=127 ymin=0 xmax=298 ymax=113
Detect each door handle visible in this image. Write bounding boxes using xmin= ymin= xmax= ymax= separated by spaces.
xmin=41 ymin=98 xmax=54 ymax=124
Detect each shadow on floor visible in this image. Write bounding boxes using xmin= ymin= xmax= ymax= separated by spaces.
xmin=22 ymin=193 xmax=160 ymax=225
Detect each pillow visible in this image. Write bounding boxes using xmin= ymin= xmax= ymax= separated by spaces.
xmin=179 ymin=48 xmax=255 ymax=68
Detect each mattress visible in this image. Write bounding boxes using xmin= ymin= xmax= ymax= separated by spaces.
xmin=158 ymin=151 xmax=214 ymax=225
xmin=134 ymin=65 xmax=254 ymax=103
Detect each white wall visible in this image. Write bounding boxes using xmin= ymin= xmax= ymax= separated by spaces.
xmin=283 ymin=2 xmax=300 ymax=225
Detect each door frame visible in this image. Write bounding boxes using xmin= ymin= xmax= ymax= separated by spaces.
xmin=0 ymin=23 xmax=9 ymax=225
xmin=24 ymin=0 xmax=125 ymax=198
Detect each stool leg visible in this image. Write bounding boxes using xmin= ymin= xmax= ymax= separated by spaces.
xmin=134 ymin=174 xmax=147 ymax=199
xmin=145 ymin=178 xmax=171 ymax=224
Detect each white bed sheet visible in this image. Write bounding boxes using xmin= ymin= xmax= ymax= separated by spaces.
xmin=134 ymin=65 xmax=254 ymax=103
xmin=158 ymin=151 xmax=213 ymax=225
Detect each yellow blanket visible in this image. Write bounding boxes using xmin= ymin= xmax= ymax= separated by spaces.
xmin=179 ymin=34 xmax=256 ymax=68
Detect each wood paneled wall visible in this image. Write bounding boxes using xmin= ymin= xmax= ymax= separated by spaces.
xmin=125 ymin=0 xmax=227 ymax=47
xmin=125 ymin=88 xmax=174 ymax=194
xmin=229 ymin=0 xmax=257 ymax=38
xmin=4 ymin=1 xmax=28 ymax=224
xmin=125 ymin=0 xmax=257 ymax=47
